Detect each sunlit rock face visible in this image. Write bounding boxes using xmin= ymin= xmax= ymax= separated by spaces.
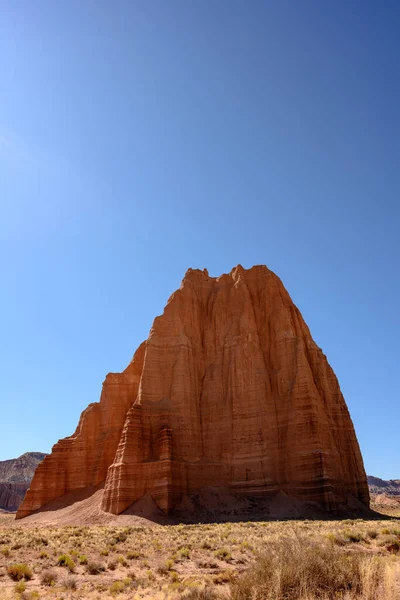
xmin=17 ymin=265 xmax=369 ymax=519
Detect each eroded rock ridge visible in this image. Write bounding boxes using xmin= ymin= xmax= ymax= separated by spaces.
xmin=0 ymin=452 xmax=46 ymax=512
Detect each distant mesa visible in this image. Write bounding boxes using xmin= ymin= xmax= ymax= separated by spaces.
xmin=17 ymin=265 xmax=369 ymax=521
xmin=0 ymin=452 xmax=47 ymax=512
xmin=368 ymin=476 xmax=400 ymax=516
xmin=367 ymin=476 xmax=400 ymax=496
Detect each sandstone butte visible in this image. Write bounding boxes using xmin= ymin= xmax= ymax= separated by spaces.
xmin=17 ymin=265 xmax=369 ymax=519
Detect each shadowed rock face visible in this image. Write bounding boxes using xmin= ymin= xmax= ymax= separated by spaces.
xmin=17 ymin=265 xmax=369 ymax=519
xmin=0 ymin=482 xmax=29 ymax=512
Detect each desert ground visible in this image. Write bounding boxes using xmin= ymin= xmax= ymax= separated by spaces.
xmin=0 ymin=495 xmax=399 ymax=600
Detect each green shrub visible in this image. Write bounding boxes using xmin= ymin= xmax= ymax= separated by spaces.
xmin=165 ymin=558 xmax=174 ymax=570
xmin=117 ymin=555 xmax=128 ymax=567
xmin=169 ymin=570 xmax=180 ymax=583
xmin=14 ymin=580 xmax=26 ymax=594
xmin=110 ymin=580 xmax=125 ymax=595
xmin=214 ymin=547 xmax=232 ymax=561
xmin=239 ymin=541 xmax=252 ymax=551
xmin=57 ymin=553 xmax=75 ymax=572
xmin=178 ymin=547 xmax=190 ymax=559
xmin=157 ymin=558 xmax=175 ymax=575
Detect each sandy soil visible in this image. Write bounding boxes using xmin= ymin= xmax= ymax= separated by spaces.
xmin=10 ymin=485 xmax=381 ymax=529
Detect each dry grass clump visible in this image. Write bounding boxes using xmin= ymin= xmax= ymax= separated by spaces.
xmin=86 ymin=559 xmax=106 ymax=574
xmin=231 ymin=534 xmax=397 ymax=600
xmin=7 ymin=563 xmax=33 ymax=581
xmin=214 ymin=547 xmax=232 ymax=561
xmin=62 ymin=573 xmax=77 ymax=589
xmin=40 ymin=567 xmax=58 ymax=586
xmin=213 ymin=570 xmax=234 ymax=584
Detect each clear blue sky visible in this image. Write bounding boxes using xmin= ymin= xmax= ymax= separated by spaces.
xmin=0 ymin=1 xmax=399 ymax=479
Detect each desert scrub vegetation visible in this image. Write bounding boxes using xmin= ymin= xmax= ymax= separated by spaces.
xmin=40 ymin=567 xmax=58 ymax=586
xmin=214 ymin=547 xmax=232 ymax=561
xmin=231 ymin=534 xmax=399 ymax=599
xmin=0 ymin=517 xmax=399 ymax=598
xmin=86 ymin=559 xmax=106 ymax=574
xmin=62 ymin=573 xmax=77 ymax=589
xmin=109 ymin=577 xmax=135 ymax=595
xmin=7 ymin=563 xmax=33 ymax=581
xmin=57 ymin=552 xmax=75 ymax=571
xmin=14 ymin=579 xmax=26 ymax=593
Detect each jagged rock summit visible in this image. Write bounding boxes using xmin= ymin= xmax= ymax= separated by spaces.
xmin=17 ymin=265 xmax=369 ymax=520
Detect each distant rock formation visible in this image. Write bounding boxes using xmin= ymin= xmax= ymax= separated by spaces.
xmin=0 ymin=452 xmax=46 ymax=512
xmin=368 ymin=476 xmax=400 ymax=496
xmin=17 ymin=265 xmax=369 ymax=519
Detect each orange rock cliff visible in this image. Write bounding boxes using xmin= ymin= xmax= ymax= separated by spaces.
xmin=17 ymin=265 xmax=369 ymax=518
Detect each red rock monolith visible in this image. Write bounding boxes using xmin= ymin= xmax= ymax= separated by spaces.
xmin=17 ymin=265 xmax=369 ymax=519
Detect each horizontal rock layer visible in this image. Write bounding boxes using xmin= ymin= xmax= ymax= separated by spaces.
xmin=18 ymin=265 xmax=369 ymax=519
